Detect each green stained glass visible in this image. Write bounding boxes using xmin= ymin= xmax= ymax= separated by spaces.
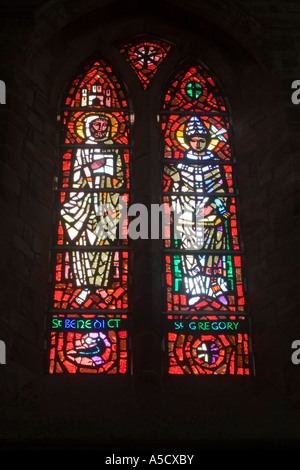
xmin=49 ymin=58 xmax=132 ymax=374
xmin=161 ymin=64 xmax=253 ymax=375
xmin=185 ymin=81 xmax=202 ymax=99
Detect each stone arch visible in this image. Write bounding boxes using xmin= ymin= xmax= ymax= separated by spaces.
xmin=0 ymin=0 xmax=297 ymax=447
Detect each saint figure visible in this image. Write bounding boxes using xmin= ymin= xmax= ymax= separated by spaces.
xmin=61 ymin=114 xmax=124 ymax=305
xmin=165 ymin=116 xmax=231 ymax=307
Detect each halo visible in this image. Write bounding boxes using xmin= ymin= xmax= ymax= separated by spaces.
xmin=74 ymin=112 xmax=119 ymax=140
xmin=175 ymin=119 xmax=217 ymax=150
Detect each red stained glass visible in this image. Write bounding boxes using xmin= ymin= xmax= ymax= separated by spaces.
xmin=161 ymin=64 xmax=252 ymax=375
xmin=161 ymin=114 xmax=231 ymax=161
xmin=163 ymin=66 xmax=227 ymax=113
xmin=166 ymin=315 xmax=250 ymax=375
xmin=120 ymin=38 xmax=171 ymax=89
xmin=49 ymin=314 xmax=128 ymax=374
xmin=53 ymin=250 xmax=129 ymax=310
xmin=49 ymin=58 xmax=132 ymax=374
xmin=62 ymin=60 xmax=129 ymax=109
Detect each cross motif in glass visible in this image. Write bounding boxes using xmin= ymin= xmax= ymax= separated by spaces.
xmin=120 ymin=38 xmax=171 ymax=89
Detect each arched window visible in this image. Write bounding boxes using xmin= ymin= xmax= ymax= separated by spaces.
xmin=48 ymin=58 xmax=131 ymax=374
xmin=48 ymin=40 xmax=253 ymax=376
xmin=161 ymin=64 xmax=253 ymax=375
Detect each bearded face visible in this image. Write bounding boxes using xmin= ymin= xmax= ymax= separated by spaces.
xmin=89 ymin=117 xmax=109 ymax=140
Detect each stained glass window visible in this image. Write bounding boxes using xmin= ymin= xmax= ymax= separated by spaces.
xmin=49 ymin=40 xmax=253 ymax=377
xmin=119 ymin=37 xmax=171 ymax=89
xmin=160 ymin=64 xmax=253 ymax=375
xmin=48 ymin=59 xmax=132 ymax=374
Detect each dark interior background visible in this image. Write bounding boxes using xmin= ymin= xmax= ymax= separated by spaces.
xmin=0 ymin=0 xmax=300 ymax=451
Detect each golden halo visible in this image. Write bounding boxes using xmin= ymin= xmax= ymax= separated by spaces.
xmin=175 ymin=119 xmax=218 ymax=150
xmin=74 ymin=112 xmax=119 ymax=140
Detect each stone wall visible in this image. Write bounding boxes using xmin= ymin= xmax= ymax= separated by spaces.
xmin=0 ymin=0 xmax=299 ymax=450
